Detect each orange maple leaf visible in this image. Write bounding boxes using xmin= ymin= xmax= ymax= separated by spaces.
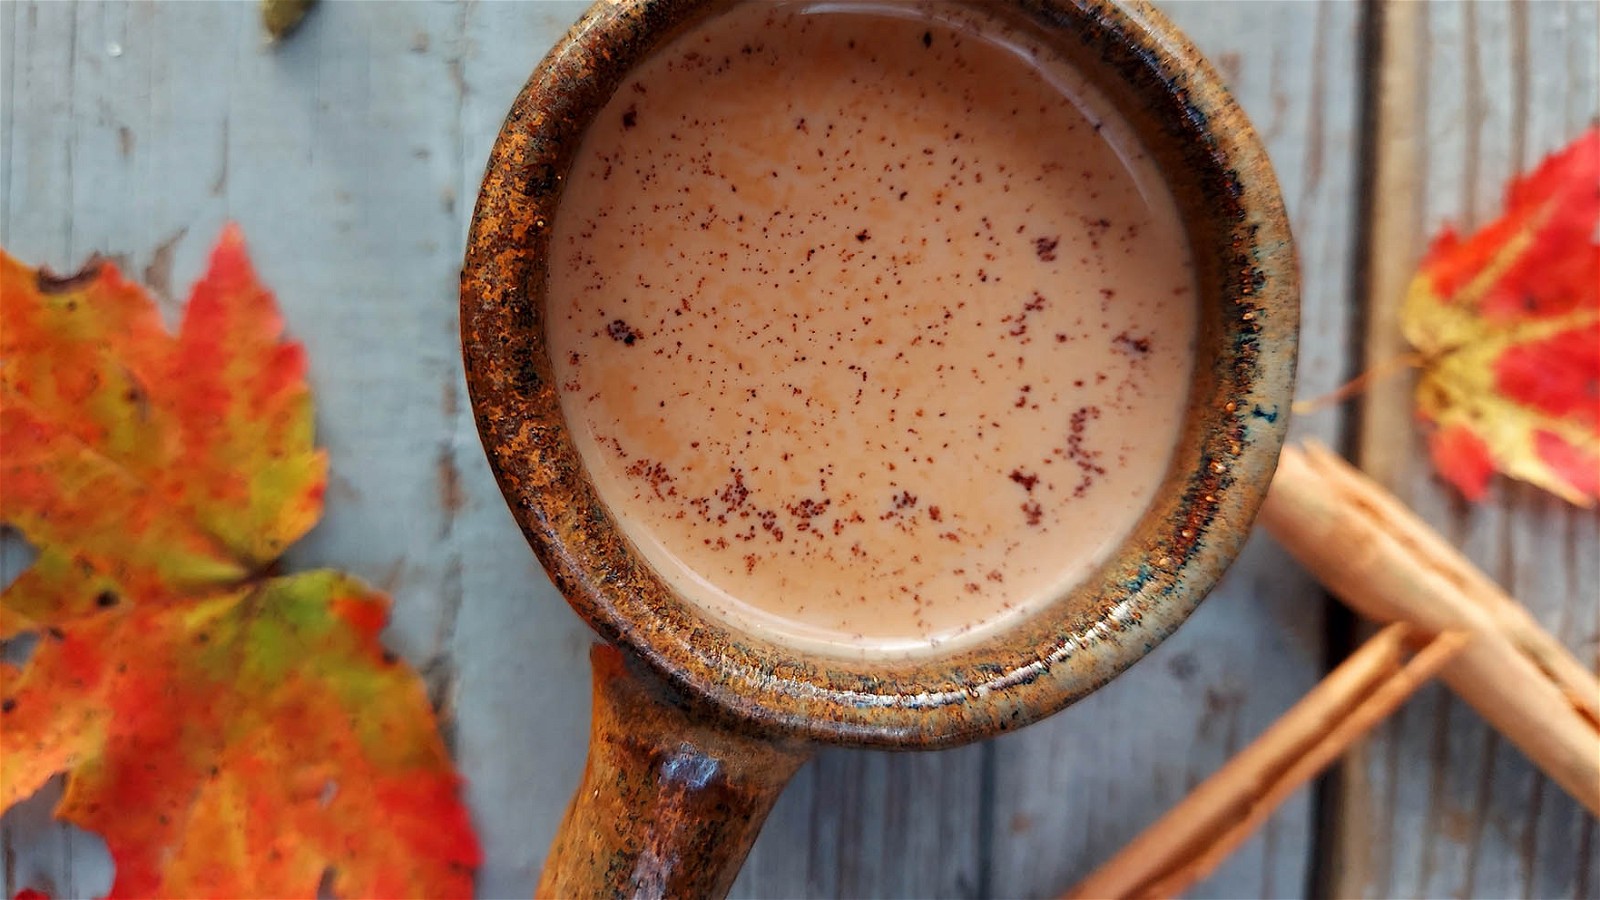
xmin=0 ymin=227 xmax=324 ymax=635
xmin=1402 ymin=127 xmax=1600 ymax=505
xmin=0 ymin=227 xmax=479 ymax=897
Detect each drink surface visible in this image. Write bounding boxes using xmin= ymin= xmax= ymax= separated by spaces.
xmin=548 ymin=0 xmax=1198 ymax=656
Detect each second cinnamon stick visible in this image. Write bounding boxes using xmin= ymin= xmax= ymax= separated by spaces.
xmin=1066 ymin=624 xmax=1466 ymax=900
xmin=1260 ymin=443 xmax=1600 ymax=816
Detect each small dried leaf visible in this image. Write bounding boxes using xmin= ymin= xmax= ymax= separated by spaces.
xmin=262 ymin=0 xmax=317 ymax=43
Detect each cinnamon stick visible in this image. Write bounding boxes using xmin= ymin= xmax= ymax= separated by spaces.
xmin=1261 ymin=443 xmax=1600 ymax=816
xmin=1065 ymin=443 xmax=1597 ymax=899
xmin=1066 ymin=624 xmax=1468 ymax=900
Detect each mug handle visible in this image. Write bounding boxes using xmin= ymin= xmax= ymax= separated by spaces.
xmin=538 ymin=646 xmax=813 ymax=899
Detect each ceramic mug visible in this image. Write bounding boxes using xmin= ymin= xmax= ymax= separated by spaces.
xmin=460 ymin=0 xmax=1298 ymax=895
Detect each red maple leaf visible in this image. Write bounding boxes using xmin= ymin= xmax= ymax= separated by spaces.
xmin=1401 ymin=127 xmax=1600 ymax=504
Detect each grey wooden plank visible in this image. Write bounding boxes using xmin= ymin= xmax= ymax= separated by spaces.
xmin=0 ymin=0 xmax=471 ymax=652
xmin=741 ymin=746 xmax=986 ymax=896
xmin=449 ymin=3 xmax=602 ymax=897
xmin=3 ymin=1 xmax=1350 ymax=896
xmin=735 ymin=746 xmax=988 ymax=899
xmin=986 ymin=1 xmax=1365 ymax=897
xmin=2 ymin=1 xmax=477 ymax=896
xmin=1341 ymin=1 xmax=1600 ymax=897
xmin=3 ymin=3 xmax=124 ymax=895
xmin=756 ymin=2 xmax=1368 ymax=893
xmin=0 ymin=2 xmax=1369 ymax=898
xmin=0 ymin=0 xmax=15 ymax=246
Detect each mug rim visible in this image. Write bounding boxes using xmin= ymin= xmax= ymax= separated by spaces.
xmin=460 ymin=0 xmax=1299 ymax=748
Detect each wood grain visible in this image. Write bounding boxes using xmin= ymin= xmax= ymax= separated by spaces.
xmin=985 ymin=2 xmax=1364 ymax=897
xmin=1343 ymin=1 xmax=1600 ymax=897
xmin=1 ymin=2 xmax=1350 ymax=897
xmin=0 ymin=3 xmax=591 ymax=897
xmin=2 ymin=0 xmax=1590 ymax=897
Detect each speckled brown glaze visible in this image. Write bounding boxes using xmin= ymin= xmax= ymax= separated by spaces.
xmin=538 ymin=646 xmax=810 ymax=898
xmin=462 ymin=0 xmax=1296 ymax=893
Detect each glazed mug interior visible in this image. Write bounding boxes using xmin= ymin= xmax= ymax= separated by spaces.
xmin=460 ymin=0 xmax=1298 ymax=895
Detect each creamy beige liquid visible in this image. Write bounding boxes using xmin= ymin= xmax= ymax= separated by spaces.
xmin=549 ymin=1 xmax=1197 ymax=656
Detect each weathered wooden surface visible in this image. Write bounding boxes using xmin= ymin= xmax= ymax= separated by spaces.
xmin=1344 ymin=1 xmax=1600 ymax=897
xmin=984 ymin=1 xmax=1365 ymax=896
xmin=0 ymin=1 xmax=1592 ymax=898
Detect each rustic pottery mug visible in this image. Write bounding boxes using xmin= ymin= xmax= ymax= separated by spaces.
xmin=460 ymin=0 xmax=1298 ymax=896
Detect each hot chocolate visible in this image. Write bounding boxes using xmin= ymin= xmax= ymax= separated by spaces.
xmin=548 ymin=0 xmax=1197 ymax=655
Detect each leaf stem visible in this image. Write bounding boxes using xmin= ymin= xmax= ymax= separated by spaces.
xmin=1291 ymin=351 xmax=1426 ymax=414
